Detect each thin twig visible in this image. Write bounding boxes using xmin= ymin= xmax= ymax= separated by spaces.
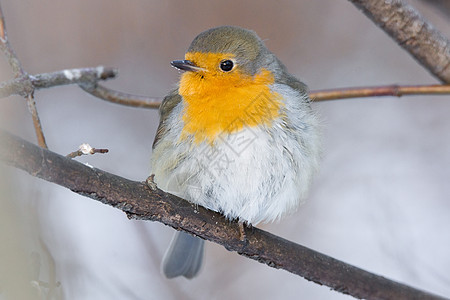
xmin=26 ymin=94 xmax=47 ymax=148
xmin=66 ymin=143 xmax=109 ymax=159
xmin=310 ymin=84 xmax=450 ymax=101
xmin=0 ymin=130 xmax=446 ymax=300
xmin=76 ymin=83 xmax=450 ymax=110
xmin=5 ymin=72 xmax=449 ymax=108
xmin=0 ymin=3 xmax=5 ymax=41
xmin=0 ymin=4 xmax=26 ymax=77
xmin=79 ymin=83 xmax=162 ymax=109
xmin=348 ymin=0 xmax=450 ymax=83
xmin=0 ymin=3 xmax=47 ymax=148
xmin=0 ymin=67 xmax=118 ymax=98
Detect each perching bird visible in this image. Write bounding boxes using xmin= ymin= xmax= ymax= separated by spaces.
xmin=151 ymin=25 xmax=321 ymax=279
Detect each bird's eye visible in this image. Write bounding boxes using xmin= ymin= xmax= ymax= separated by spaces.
xmin=219 ymin=60 xmax=234 ymax=72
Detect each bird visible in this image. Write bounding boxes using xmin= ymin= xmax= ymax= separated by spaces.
xmin=150 ymin=25 xmax=321 ymax=279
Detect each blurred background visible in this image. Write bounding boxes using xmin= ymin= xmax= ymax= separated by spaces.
xmin=1 ymin=0 xmax=449 ymax=299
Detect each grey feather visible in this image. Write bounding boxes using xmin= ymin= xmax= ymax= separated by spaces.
xmin=161 ymin=232 xmax=205 ymax=279
xmin=152 ymin=90 xmax=182 ymax=149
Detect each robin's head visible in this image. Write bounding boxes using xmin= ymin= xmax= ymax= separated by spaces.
xmin=172 ymin=26 xmax=273 ymax=76
xmin=172 ymin=26 xmax=284 ymax=95
xmin=172 ymin=26 xmax=284 ymax=143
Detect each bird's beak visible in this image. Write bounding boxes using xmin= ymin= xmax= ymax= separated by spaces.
xmin=171 ymin=60 xmax=206 ymax=72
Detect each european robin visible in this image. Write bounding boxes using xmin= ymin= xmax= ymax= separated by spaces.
xmin=151 ymin=26 xmax=321 ymax=279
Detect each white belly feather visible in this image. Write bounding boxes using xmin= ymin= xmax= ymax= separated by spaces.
xmin=151 ymin=83 xmax=320 ymax=225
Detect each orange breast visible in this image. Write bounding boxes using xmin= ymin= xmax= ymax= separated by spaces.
xmin=179 ymin=52 xmax=282 ymax=144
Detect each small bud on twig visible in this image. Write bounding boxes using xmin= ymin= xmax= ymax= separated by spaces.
xmin=66 ymin=143 xmax=109 ymax=158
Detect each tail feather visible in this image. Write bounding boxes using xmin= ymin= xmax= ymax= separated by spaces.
xmin=161 ymin=231 xmax=204 ymax=279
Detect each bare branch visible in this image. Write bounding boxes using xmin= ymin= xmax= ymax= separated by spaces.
xmin=0 ymin=75 xmax=33 ymax=98
xmin=0 ymin=67 xmax=118 ymax=98
xmin=0 ymin=3 xmax=5 ymax=41
xmin=0 ymin=6 xmax=119 ymax=149
xmin=0 ymin=2 xmax=44 ymax=147
xmin=75 ymin=83 xmax=450 ymax=110
xmin=5 ymin=73 xmax=450 ymax=109
xmin=348 ymin=0 xmax=450 ymax=83
xmin=311 ymin=84 xmax=450 ymax=101
xmin=66 ymin=143 xmax=109 ymax=158
xmin=79 ymin=83 xmax=162 ymax=109
xmin=0 ymin=3 xmax=26 ymax=77
xmin=0 ymin=130 xmax=446 ymax=300
xmin=26 ymin=94 xmax=47 ymax=148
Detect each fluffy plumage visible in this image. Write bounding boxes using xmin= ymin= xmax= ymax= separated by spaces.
xmin=151 ymin=25 xmax=321 ymax=279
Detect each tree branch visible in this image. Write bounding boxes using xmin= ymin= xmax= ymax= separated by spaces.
xmin=66 ymin=143 xmax=109 ymax=158
xmin=311 ymin=84 xmax=450 ymax=101
xmin=1 ymin=2 xmax=44 ymax=147
xmin=0 ymin=4 xmax=26 ymax=78
xmin=25 ymin=94 xmax=47 ymax=149
xmin=76 ymin=83 xmax=450 ymax=109
xmin=0 ymin=130 xmax=446 ymax=300
xmin=0 ymin=67 xmax=118 ymax=98
xmin=348 ymin=0 xmax=450 ymax=83
xmin=0 ymin=5 xmax=117 ymax=149
xmin=79 ymin=82 xmax=161 ymax=109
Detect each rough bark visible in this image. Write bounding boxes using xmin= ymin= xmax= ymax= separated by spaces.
xmin=349 ymin=0 xmax=450 ymax=83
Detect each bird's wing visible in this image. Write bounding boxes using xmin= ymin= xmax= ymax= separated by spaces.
xmin=152 ymin=89 xmax=182 ymax=149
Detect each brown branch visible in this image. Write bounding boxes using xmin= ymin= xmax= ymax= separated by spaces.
xmin=0 ymin=2 xmax=45 ymax=147
xmin=79 ymin=83 xmax=162 ymax=109
xmin=0 ymin=3 xmax=4 ymax=41
xmin=0 ymin=130 xmax=447 ymax=300
xmin=348 ymin=0 xmax=450 ymax=83
xmin=26 ymin=94 xmax=47 ymax=148
xmin=311 ymin=84 xmax=450 ymax=101
xmin=73 ymin=83 xmax=450 ymax=109
xmin=0 ymin=3 xmax=116 ymax=148
xmin=66 ymin=143 xmax=109 ymax=158
xmin=0 ymin=6 xmax=118 ymax=149
xmin=0 ymin=4 xmax=26 ymax=77
xmin=0 ymin=67 xmax=118 ymax=98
